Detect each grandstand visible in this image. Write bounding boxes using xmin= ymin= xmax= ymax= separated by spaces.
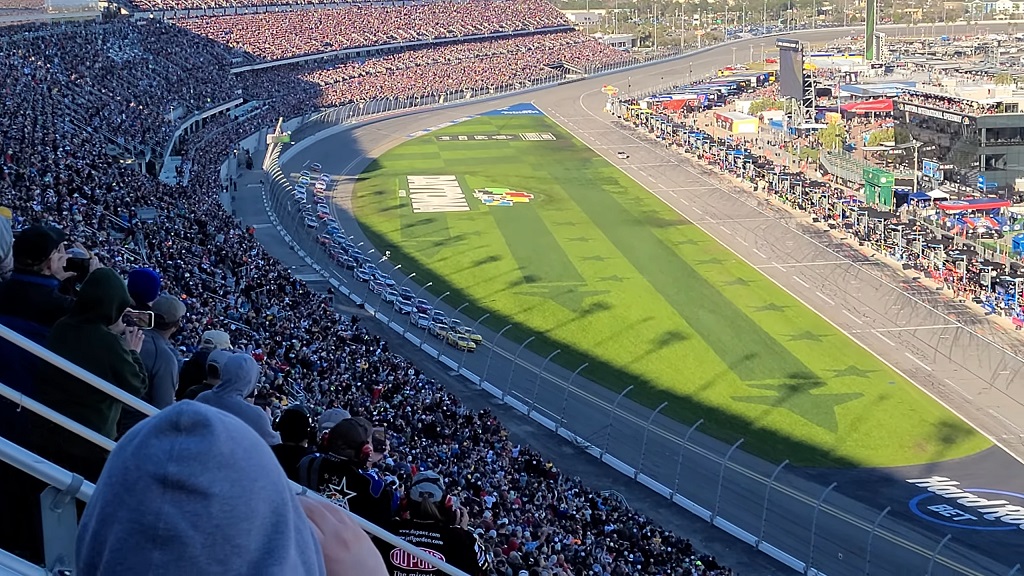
xmin=0 ymin=1 xmax=731 ymax=575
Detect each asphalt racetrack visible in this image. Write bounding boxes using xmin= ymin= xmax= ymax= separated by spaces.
xmin=273 ymin=24 xmax=1024 ymax=576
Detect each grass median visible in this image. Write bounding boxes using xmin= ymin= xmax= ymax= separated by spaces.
xmin=352 ymin=111 xmax=990 ymax=468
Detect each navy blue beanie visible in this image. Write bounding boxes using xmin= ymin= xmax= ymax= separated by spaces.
xmin=127 ymin=268 xmax=162 ymax=306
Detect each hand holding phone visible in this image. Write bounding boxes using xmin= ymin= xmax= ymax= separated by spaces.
xmin=122 ymin=309 xmax=155 ymax=330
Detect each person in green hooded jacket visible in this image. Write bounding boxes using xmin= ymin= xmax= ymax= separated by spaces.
xmin=36 ymin=268 xmax=149 ymax=444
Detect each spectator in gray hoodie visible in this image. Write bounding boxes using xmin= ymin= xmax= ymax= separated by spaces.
xmin=76 ymin=401 xmax=328 ymax=575
xmin=196 ymin=352 xmax=281 ymax=445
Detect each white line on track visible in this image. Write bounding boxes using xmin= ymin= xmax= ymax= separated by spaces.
xmin=904 ymin=353 xmax=932 ymax=371
xmin=720 ymin=227 xmax=734 ymax=235
xmin=990 ymin=410 xmax=1023 ymax=432
xmin=874 ymin=332 xmax=896 ymax=346
xmin=690 ymin=206 xmax=701 ymax=214
xmin=945 ymin=379 xmax=974 ymax=400
xmin=841 ymin=310 xmax=863 ymax=324
xmin=678 ymin=198 xmax=689 ymax=205
xmin=736 ymin=238 xmax=749 ymax=246
xmin=792 ymin=276 xmax=810 ymax=288
xmin=816 ymin=292 xmax=835 ymax=305
xmin=753 ymin=249 xmax=767 ymax=259
xmin=754 ymin=260 xmax=851 ymax=268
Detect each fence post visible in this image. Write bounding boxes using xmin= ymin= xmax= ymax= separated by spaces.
xmin=1007 ymin=564 xmax=1021 ymax=576
xmin=756 ymin=459 xmax=789 ymax=548
xmin=635 ymin=402 xmax=668 ymax=480
xmin=528 ymin=350 xmax=561 ymax=417
xmin=669 ymin=419 xmax=703 ymax=502
xmin=711 ymin=439 xmax=744 ymax=523
xmin=502 ymin=336 xmax=535 ymax=402
xmin=555 ymin=363 xmax=588 ymax=436
xmin=481 ymin=325 xmax=512 ymax=389
xmin=864 ymin=506 xmax=890 ymax=576
xmin=805 ymin=482 xmax=837 ymax=575
xmin=926 ymin=535 xmax=952 ymax=576
xmin=601 ymin=386 xmax=634 ymax=460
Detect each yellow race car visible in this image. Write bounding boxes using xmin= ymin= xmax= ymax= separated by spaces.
xmin=447 ymin=319 xmax=483 ymax=343
xmin=446 ymin=332 xmax=477 ymax=352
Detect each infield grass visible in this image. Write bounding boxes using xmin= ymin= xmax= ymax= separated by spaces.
xmin=352 ymin=112 xmax=990 ymax=468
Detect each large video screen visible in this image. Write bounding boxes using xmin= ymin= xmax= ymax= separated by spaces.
xmin=776 ymin=39 xmax=804 ymax=100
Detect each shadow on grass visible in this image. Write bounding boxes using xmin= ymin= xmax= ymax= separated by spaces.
xmin=359 ymin=222 xmax=871 ymax=468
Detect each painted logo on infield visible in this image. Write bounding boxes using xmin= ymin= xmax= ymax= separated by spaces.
xmin=407 ymin=175 xmax=470 ymax=213
xmin=473 ymin=188 xmax=534 ymax=207
xmin=906 ymin=476 xmax=1024 ymax=531
xmin=481 ymin=103 xmax=544 ymax=116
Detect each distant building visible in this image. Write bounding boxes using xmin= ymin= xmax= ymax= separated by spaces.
xmin=594 ymin=33 xmax=635 ymax=50
xmin=565 ymin=11 xmax=600 ymax=25
xmin=895 ymin=83 xmax=1024 ymax=193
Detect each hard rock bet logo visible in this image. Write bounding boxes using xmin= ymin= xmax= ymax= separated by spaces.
xmin=906 ymin=476 xmax=1024 ymax=531
xmin=473 ymin=188 xmax=534 ymax=207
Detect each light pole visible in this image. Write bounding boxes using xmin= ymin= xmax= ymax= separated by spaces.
xmin=503 ymin=336 xmax=536 ymax=401
xmin=426 ymin=291 xmax=450 ymax=336
xmin=481 ymin=325 xmax=513 ymax=389
xmin=391 ymin=272 xmax=416 ymax=325
xmin=458 ymin=312 xmax=490 ymax=374
xmin=555 ymin=363 xmax=588 ymax=435
xmin=601 ymin=385 xmax=634 ymax=458
xmin=528 ymin=349 xmax=561 ymax=416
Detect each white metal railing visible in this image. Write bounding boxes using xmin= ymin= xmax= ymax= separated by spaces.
xmin=0 ymin=324 xmax=469 ymax=576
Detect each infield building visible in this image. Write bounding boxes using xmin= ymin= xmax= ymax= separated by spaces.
xmin=895 ymin=84 xmax=1024 ymax=195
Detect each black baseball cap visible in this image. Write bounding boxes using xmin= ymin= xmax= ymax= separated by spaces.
xmin=13 ymin=225 xmax=67 ymax=268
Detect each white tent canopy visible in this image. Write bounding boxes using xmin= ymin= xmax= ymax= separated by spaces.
xmin=927 ymin=189 xmax=950 ymax=199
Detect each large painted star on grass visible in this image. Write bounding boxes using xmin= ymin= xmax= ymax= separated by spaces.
xmin=516 ymin=284 xmax=610 ymax=312
xmin=732 ymin=379 xmax=864 ymax=433
xmin=827 ymin=365 xmax=878 ymax=379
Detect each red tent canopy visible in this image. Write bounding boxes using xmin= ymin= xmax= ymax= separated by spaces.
xmin=841 ymin=99 xmax=894 ymax=113
xmin=935 ymin=198 xmax=1012 ymax=212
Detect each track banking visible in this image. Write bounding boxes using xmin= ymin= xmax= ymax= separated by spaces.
xmin=907 ymin=476 xmax=1024 ymax=531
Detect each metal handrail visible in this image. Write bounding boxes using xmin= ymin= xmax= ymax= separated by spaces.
xmin=0 ymin=324 xmax=158 ymax=417
xmin=0 ymin=549 xmax=47 ymax=576
xmin=0 ymin=325 xmax=470 ymax=576
xmin=0 ymin=436 xmax=95 ymax=503
xmin=0 ymin=382 xmax=116 ymax=452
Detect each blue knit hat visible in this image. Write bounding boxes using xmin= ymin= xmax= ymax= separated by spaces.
xmin=127 ymin=268 xmax=162 ymax=306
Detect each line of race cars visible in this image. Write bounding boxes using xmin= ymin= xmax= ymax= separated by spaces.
xmin=295 ymin=164 xmax=483 ymax=353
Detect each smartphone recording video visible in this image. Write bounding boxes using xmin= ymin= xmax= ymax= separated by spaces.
xmin=122 ymin=309 xmax=155 ymax=330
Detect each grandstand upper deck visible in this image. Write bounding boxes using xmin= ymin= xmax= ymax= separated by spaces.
xmin=172 ymin=0 xmax=569 ymax=62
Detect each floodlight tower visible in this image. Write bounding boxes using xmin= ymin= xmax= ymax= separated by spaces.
xmin=864 ymin=0 xmax=877 ymax=61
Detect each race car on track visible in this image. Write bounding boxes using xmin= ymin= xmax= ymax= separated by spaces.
xmin=616 ymin=151 xmax=629 ymax=159
xmin=446 ymin=332 xmax=476 ymax=352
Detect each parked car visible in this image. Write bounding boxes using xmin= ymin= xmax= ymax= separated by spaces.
xmin=324 ymin=217 xmax=339 ymax=227
xmin=314 ymin=195 xmax=328 ymax=205
xmin=317 ymin=234 xmax=334 ymax=246
xmin=446 ymin=332 xmax=476 ymax=352
xmin=298 ymin=176 xmax=311 ymax=186
xmin=300 ymin=170 xmax=312 ymax=178
xmin=315 ymin=181 xmax=328 ymax=191
xmin=326 ymin=225 xmax=343 ymax=237
xmin=295 ymin=184 xmax=307 ymax=194
xmin=616 ymin=151 xmax=629 ymax=159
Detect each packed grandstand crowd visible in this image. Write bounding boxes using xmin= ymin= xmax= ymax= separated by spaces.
xmin=176 ymin=0 xmax=570 ymax=61
xmin=0 ymin=1 xmax=736 ymax=575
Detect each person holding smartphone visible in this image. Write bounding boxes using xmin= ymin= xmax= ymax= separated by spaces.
xmin=33 ymin=268 xmax=148 ymax=482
